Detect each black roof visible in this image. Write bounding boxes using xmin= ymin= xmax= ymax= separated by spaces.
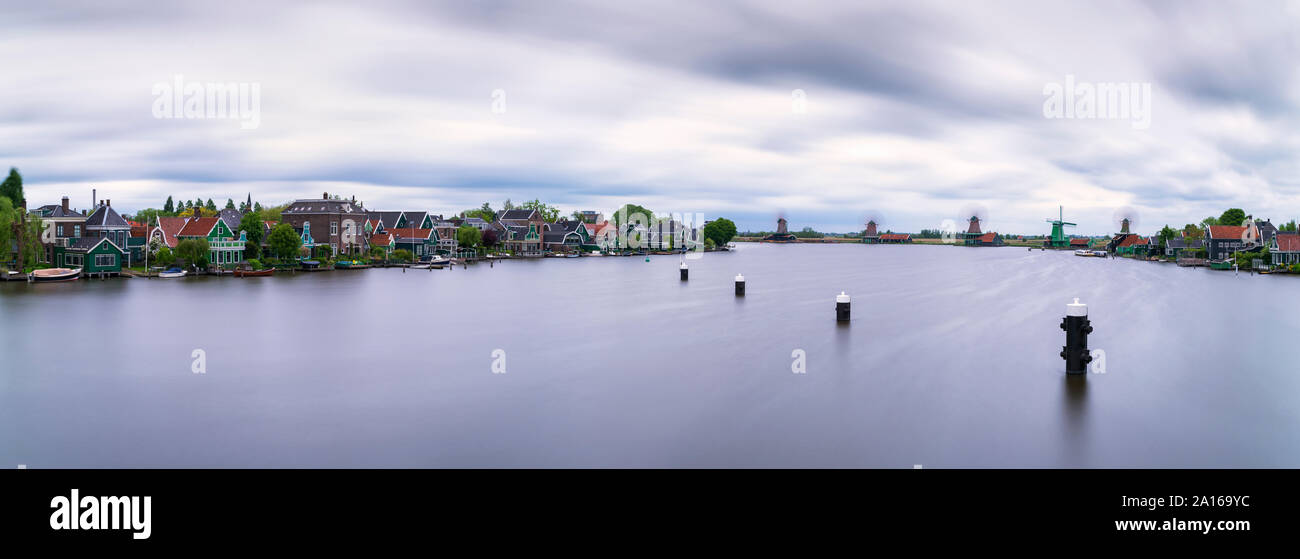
xmin=68 ymin=236 xmax=124 ymax=252
xmin=84 ymin=204 xmax=130 ymax=230
xmin=218 ymin=208 xmax=244 ymax=233
xmin=283 ymin=199 xmax=366 ymax=215
xmin=499 ymin=209 xmax=539 ymax=222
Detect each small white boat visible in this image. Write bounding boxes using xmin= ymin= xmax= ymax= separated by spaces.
xmin=158 ymin=267 xmax=187 ymax=278
xmin=29 ymin=268 xmax=81 ymax=282
xmin=1092 ymin=250 xmax=1107 ymax=257
xmin=1073 ymin=249 xmax=1092 ymax=257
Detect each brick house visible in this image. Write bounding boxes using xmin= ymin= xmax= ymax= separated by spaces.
xmin=281 ymin=193 xmax=369 ymax=256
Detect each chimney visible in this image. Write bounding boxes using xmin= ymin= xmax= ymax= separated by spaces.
xmin=323 ymin=192 xmax=329 ymax=200
xmin=62 ymin=196 xmax=69 ymax=213
xmin=106 ymin=199 xmax=111 ymax=208
xmin=92 ymin=188 xmax=97 ymax=207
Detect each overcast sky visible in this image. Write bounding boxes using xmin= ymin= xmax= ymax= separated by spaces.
xmin=2 ymin=0 xmax=1298 ymax=234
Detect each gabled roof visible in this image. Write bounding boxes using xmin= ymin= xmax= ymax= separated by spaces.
xmin=880 ymin=233 xmax=911 ymax=241
xmin=1167 ymin=238 xmax=1204 ymax=249
xmin=499 ymin=209 xmax=540 ymax=222
xmin=1069 ymin=238 xmax=1091 ymax=246
xmin=84 ymin=204 xmax=130 ymax=230
xmin=217 ymin=208 xmax=244 ymax=234
xmin=1274 ymin=232 xmax=1300 ymax=252
xmin=976 ymin=232 xmax=998 ymax=243
xmin=178 ymin=217 xmax=219 ymax=237
xmin=68 ymin=236 xmax=125 ymax=253
xmin=406 ymin=211 xmax=429 ymax=228
xmin=1117 ymin=235 xmax=1148 ymax=247
xmin=370 ymin=232 xmax=394 ymax=246
xmin=390 ymin=227 xmax=433 ymax=241
xmin=1206 ymin=225 xmax=1246 ymax=240
xmin=152 ymin=217 xmax=189 ymax=248
xmin=41 ymin=205 xmax=86 ymax=219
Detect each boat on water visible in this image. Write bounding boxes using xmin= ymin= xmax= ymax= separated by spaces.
xmin=29 ymin=268 xmax=81 ymax=282
xmin=1074 ymin=249 xmax=1093 ymax=257
xmin=334 ymin=260 xmax=371 ymax=269
xmin=1209 ymin=260 xmax=1234 ymax=270
xmin=158 ymin=267 xmax=187 ymax=278
xmin=300 ymin=260 xmax=322 ymax=271
xmin=566 ymin=253 xmax=580 ymax=258
xmin=233 ymin=268 xmax=274 ymax=277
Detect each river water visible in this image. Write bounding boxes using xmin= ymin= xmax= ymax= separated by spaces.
xmin=2 ymin=243 xmax=1298 ymax=467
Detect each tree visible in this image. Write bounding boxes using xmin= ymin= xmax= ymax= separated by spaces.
xmin=1218 ymin=208 xmax=1246 ymax=227
xmin=610 ymin=204 xmax=656 ymax=228
xmin=155 ymin=246 xmax=175 ymax=267
xmin=456 ymin=225 xmax=482 ymax=248
xmin=205 ymin=199 xmax=217 ymax=212
xmin=481 ymin=229 xmax=499 ymax=247
xmin=164 ymin=196 xmax=175 ymax=214
xmin=1182 ymin=224 xmax=1203 ymax=239
xmin=1282 ymin=220 xmax=1298 ymax=233
xmin=0 ymin=168 xmax=22 ymax=205
xmin=391 ymin=249 xmax=414 ymax=262
xmin=462 ymin=202 xmax=495 ymax=223
xmin=268 ymin=223 xmax=302 ymax=260
xmin=502 ymin=198 xmax=515 ymax=210
xmin=254 ymin=202 xmax=263 ymax=213
xmin=239 ymin=211 xmax=265 ymax=246
xmin=225 ymin=198 xmax=236 ymax=210
xmin=129 ymin=208 xmax=167 ymax=226
xmin=1201 ymin=216 xmax=1219 ymax=228
xmin=0 ymin=197 xmax=14 ymax=265
xmin=1157 ymin=225 xmax=1177 ymax=247
xmin=175 ymin=238 xmax=211 ymax=269
xmin=702 ymin=218 xmax=738 ymax=247
xmin=520 ymin=199 xmax=559 ymax=222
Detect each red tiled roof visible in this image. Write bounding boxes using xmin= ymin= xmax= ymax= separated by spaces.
xmin=1206 ymin=225 xmax=1246 ymax=240
xmin=976 ymin=232 xmax=997 ymax=243
xmin=370 ymin=232 xmax=394 ymax=246
xmin=154 ymin=217 xmax=189 ymax=248
xmin=130 ymin=223 xmax=149 ymax=238
xmin=1069 ymin=238 xmax=1091 ymax=246
xmin=880 ymin=233 xmax=910 ymax=241
xmin=178 ymin=217 xmax=219 ymax=237
xmin=1275 ymin=232 xmax=1300 ymax=252
xmin=391 ymin=227 xmax=432 ymax=240
xmin=1117 ymin=235 xmax=1149 ymax=247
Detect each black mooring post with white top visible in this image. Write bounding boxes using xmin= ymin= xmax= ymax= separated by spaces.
xmin=734 ymin=273 xmax=745 ymax=296
xmin=836 ymin=291 xmax=851 ymax=322
xmin=680 ymin=262 xmax=688 ymax=281
xmin=1060 ymin=298 xmax=1093 ymax=375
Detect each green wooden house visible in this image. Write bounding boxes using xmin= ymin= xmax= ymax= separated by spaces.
xmin=53 ymin=237 xmax=126 ymax=275
xmin=177 ymin=217 xmax=246 ymax=266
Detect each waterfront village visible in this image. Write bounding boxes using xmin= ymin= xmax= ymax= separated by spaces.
xmin=0 ymin=169 xmax=741 ymax=281
xmin=2 ymin=166 xmax=1299 ymax=281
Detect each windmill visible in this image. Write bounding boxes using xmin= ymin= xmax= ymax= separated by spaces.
xmin=1112 ymin=207 xmax=1140 ymax=235
xmin=958 ymin=203 xmax=990 ymax=243
xmin=862 ymin=209 xmax=885 ymax=242
xmin=1045 ymin=205 xmax=1077 ymax=248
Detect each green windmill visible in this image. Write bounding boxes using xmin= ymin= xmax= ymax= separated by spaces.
xmin=1045 ymin=205 xmax=1076 ymax=248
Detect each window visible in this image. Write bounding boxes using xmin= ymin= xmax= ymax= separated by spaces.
xmin=73 ymin=226 xmax=81 ymax=238
xmin=331 ymin=222 xmax=338 ymax=236
xmin=57 ymin=225 xmax=65 ymax=236
xmin=95 ymin=254 xmax=117 ymax=267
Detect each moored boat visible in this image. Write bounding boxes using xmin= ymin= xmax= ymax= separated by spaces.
xmin=158 ymin=267 xmax=187 ymax=278
xmin=334 ymin=259 xmax=371 ymax=269
xmin=1209 ymin=260 xmax=1234 ymax=270
xmin=29 ymin=267 xmax=81 ymax=282
xmin=233 ymin=268 xmax=274 ymax=277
